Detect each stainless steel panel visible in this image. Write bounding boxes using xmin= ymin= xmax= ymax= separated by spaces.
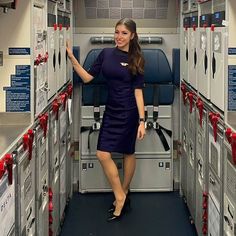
xmin=180 ymin=151 xmax=187 ymax=196
xmin=48 ymin=111 xmax=60 ymax=235
xmin=59 ymin=157 xmax=66 ymax=219
xmin=209 ymin=169 xmax=221 ymax=212
xmin=16 ymin=144 xmax=36 ymax=236
xmin=196 ymin=111 xmax=208 ymax=189
xmin=186 ymin=159 xmax=195 ymax=217
xmin=223 ymin=142 xmax=236 ymax=236
xmin=209 ymin=125 xmax=223 ymax=180
xmin=208 ymin=195 xmax=221 ymax=236
xmin=66 ymin=124 xmax=73 ymax=199
xmin=224 ymin=195 xmax=236 ymax=236
xmin=36 ymin=127 xmax=49 ymax=236
xmin=130 ymin=157 xmax=172 ymax=191
xmin=225 ymin=147 xmax=236 ymax=202
xmin=180 ymin=98 xmax=189 ymax=196
xmin=60 ymin=133 xmax=67 ymax=164
xmin=195 ymin=179 xmax=204 ymax=236
xmin=80 ymin=158 xmax=124 ymax=193
xmin=59 ymin=108 xmax=68 ymax=139
xmin=0 ymin=166 xmax=16 ymax=236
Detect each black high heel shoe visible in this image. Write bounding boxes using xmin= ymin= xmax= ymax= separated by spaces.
xmin=108 ymin=190 xmax=130 ymax=213
xmin=107 ymin=197 xmax=131 ymax=222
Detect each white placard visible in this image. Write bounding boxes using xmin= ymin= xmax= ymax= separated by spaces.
xmin=0 ymin=170 xmax=15 ymax=236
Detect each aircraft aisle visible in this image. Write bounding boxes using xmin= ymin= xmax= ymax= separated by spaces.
xmin=60 ymin=192 xmax=197 ymax=236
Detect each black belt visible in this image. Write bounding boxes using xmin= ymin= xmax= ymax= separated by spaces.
xmin=146 ymin=121 xmax=172 ymax=151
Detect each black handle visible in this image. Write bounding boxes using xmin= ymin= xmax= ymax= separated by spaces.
xmin=212 ymin=52 xmax=216 ymax=79
xmin=53 ymin=49 xmax=56 ymax=72
xmin=58 ymin=50 xmax=61 ymax=68
xmin=204 ymin=51 xmax=208 ymax=74
xmin=186 ymin=48 xmax=188 ymax=61
xmin=66 ymin=50 xmax=68 ymax=64
xmin=194 ymin=49 xmax=197 ymax=68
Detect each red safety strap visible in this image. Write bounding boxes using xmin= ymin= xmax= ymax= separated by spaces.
xmin=181 ymin=83 xmax=187 ymax=105
xmin=52 ymin=99 xmax=60 ymax=120
xmin=196 ymin=98 xmax=204 ymax=127
xmin=4 ymin=154 xmax=13 ymax=185
xmin=232 ymin=133 xmax=236 ymax=165
xmin=0 ymin=159 xmax=6 ymax=180
xmin=225 ymin=128 xmax=236 ymax=165
xmin=39 ymin=113 xmax=48 ymax=138
xmin=67 ymin=84 xmax=73 ymax=99
xmin=209 ymin=112 xmax=220 ymax=142
xmin=23 ymin=133 xmax=29 ymax=151
xmin=187 ymin=92 xmax=194 ymax=113
xmin=211 ymin=24 xmax=215 ymax=31
xmin=60 ymin=92 xmax=68 ymax=111
xmin=28 ymin=129 xmax=34 ymax=161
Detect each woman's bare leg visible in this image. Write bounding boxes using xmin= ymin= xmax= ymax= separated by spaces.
xmin=122 ymin=153 xmax=136 ymax=194
xmin=96 ymin=150 xmax=126 ymax=216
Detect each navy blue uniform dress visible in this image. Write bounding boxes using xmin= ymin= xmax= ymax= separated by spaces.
xmin=88 ymin=47 xmax=144 ymax=154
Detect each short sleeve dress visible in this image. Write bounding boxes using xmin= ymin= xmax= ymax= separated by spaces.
xmin=88 ymin=47 xmax=144 ymax=154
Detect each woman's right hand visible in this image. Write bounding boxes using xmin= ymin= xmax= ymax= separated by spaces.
xmin=66 ymin=40 xmax=73 ymax=58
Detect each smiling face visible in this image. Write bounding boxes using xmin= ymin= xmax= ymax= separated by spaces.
xmin=114 ymin=24 xmax=134 ymax=52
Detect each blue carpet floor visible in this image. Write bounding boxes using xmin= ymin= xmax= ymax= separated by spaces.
xmin=60 ymin=191 xmax=197 ymax=236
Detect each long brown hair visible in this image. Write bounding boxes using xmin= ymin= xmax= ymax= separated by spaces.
xmin=115 ymin=18 xmax=145 ymax=76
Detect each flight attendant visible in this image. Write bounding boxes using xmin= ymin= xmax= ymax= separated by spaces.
xmin=66 ymin=18 xmax=145 ymax=221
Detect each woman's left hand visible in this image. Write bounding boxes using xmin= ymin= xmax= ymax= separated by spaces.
xmin=137 ymin=122 xmax=146 ymax=140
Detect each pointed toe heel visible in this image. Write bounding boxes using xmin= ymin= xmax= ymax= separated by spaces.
xmin=108 ymin=190 xmax=131 ymax=213
xmin=107 ymin=198 xmax=131 ymax=222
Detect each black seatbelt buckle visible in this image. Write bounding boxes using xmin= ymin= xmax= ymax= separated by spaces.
xmin=146 ymin=121 xmax=153 ymax=130
xmin=92 ymin=122 xmax=100 ymax=130
xmin=153 ymin=122 xmax=159 ymax=130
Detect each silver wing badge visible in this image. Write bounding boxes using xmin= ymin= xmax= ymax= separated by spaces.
xmin=120 ymin=62 xmax=128 ymax=66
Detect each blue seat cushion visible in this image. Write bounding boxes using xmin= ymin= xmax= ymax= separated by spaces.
xmin=142 ymin=49 xmax=173 ymax=84
xmin=143 ymin=84 xmax=174 ymax=105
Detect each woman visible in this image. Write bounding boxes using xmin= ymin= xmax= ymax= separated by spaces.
xmin=66 ymin=18 xmax=145 ymax=221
